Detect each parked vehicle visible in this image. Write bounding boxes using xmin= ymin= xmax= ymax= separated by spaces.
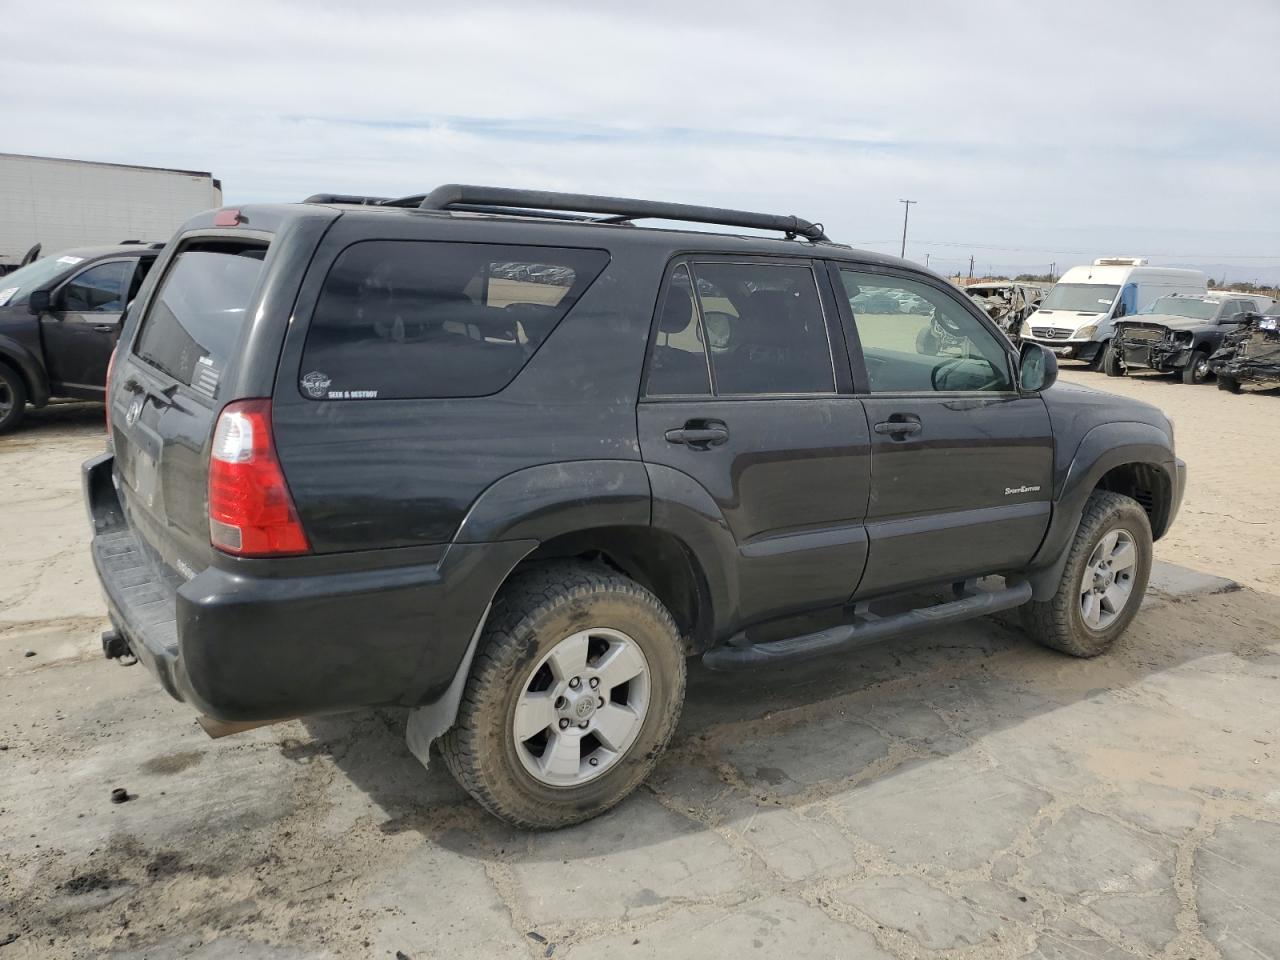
xmin=1210 ymin=310 xmax=1280 ymax=393
xmin=0 ymin=153 xmax=219 ymax=274
xmin=85 ymin=186 xmax=1185 ymax=828
xmin=0 ymin=243 xmax=163 ymax=432
xmin=1103 ymin=293 xmax=1266 ymax=384
xmin=1020 ymin=259 xmax=1207 ymax=366
xmin=966 ymin=281 xmax=1045 ymax=342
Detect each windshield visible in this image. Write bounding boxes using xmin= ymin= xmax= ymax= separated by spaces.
xmin=1140 ymin=296 xmax=1216 ymax=320
xmin=1040 ymin=283 xmax=1119 ymax=313
xmin=0 ymin=254 xmax=82 ymax=307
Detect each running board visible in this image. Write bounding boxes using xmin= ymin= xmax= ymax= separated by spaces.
xmin=701 ymin=581 xmax=1033 ymax=671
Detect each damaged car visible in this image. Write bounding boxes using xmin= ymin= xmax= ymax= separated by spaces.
xmin=1210 ymin=310 xmax=1280 ymax=393
xmin=1103 ymin=293 xmax=1265 ymax=384
xmin=966 ymin=281 xmax=1044 ymax=342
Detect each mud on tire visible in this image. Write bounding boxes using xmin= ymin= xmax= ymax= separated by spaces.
xmin=1021 ymin=490 xmax=1152 ymax=658
xmin=439 ymin=561 xmax=686 ymax=829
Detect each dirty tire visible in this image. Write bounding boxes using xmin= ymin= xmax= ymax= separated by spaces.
xmin=1021 ymin=491 xmax=1152 ymax=658
xmin=440 ymin=562 xmax=686 ymax=829
xmin=1181 ymin=349 xmax=1210 ymax=384
xmin=1216 ymin=374 xmax=1241 ymax=393
xmin=1102 ymin=342 xmax=1123 ymax=377
xmin=0 ymin=361 xmax=28 ymax=434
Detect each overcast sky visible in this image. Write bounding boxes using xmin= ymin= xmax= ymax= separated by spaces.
xmin=4 ymin=0 xmax=1278 ymax=280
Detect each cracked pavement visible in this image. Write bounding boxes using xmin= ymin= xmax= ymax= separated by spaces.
xmin=1 ymin=377 xmax=1278 ymax=960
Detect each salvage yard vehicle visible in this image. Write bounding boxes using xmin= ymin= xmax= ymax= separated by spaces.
xmin=85 ymin=186 xmax=1185 ymax=828
xmin=966 ymin=281 xmax=1044 ymax=342
xmin=0 ymin=243 xmax=162 ymax=432
xmin=1103 ymin=293 xmax=1265 ymax=384
xmin=1020 ymin=258 xmax=1206 ymax=366
xmin=1210 ymin=310 xmax=1280 ymax=393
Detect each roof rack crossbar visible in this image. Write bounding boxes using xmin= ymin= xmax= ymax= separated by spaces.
xmin=418 ymin=184 xmax=829 ymax=242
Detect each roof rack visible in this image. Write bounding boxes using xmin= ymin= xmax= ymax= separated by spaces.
xmin=417 ymin=184 xmax=830 ymax=242
xmin=303 ymin=193 xmax=394 ymax=205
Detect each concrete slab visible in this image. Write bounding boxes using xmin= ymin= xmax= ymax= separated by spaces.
xmin=1195 ymin=818 xmax=1280 ymax=960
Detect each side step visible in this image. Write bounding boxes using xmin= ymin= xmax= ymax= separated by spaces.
xmin=702 ymin=581 xmax=1032 ymax=671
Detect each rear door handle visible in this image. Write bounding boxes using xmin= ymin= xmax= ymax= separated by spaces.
xmin=93 ymin=324 xmax=116 ymax=332
xmin=874 ymin=419 xmax=922 ymax=436
xmin=665 ymin=423 xmax=729 ymax=447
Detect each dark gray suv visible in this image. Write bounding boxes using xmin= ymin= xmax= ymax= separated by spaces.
xmin=85 ymin=186 xmax=1185 ymax=827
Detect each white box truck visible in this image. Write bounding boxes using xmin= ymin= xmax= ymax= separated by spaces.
xmin=0 ymin=154 xmax=222 ymax=273
xmin=1020 ymin=258 xmax=1207 ymax=365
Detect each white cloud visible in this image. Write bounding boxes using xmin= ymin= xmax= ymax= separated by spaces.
xmin=2 ymin=0 xmax=1277 ymax=277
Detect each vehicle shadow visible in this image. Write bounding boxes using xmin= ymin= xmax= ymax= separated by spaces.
xmin=301 ymin=571 xmax=1274 ymax=864
xmin=3 ymin=400 xmax=104 ymax=437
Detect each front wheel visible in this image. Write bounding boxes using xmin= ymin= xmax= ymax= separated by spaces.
xmin=1102 ymin=343 xmax=1124 ymax=377
xmin=1021 ymin=491 xmax=1152 ymax=657
xmin=0 ymin=361 xmax=28 ymax=434
xmin=1181 ymin=349 xmax=1211 ymax=384
xmin=439 ymin=562 xmax=686 ymax=829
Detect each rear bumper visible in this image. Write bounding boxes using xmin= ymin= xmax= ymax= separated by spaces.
xmin=84 ymin=452 xmax=534 ymax=722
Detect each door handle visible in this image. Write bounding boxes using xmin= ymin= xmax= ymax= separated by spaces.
xmin=874 ymin=419 xmax=922 ymax=437
xmin=665 ymin=422 xmax=729 ymax=447
xmin=93 ymin=324 xmax=115 ymax=332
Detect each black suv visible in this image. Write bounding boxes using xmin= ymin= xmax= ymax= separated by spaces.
xmin=0 ymin=243 xmax=162 ymax=432
xmin=85 ymin=186 xmax=1185 ymax=828
xmin=1103 ymin=293 xmax=1268 ymax=384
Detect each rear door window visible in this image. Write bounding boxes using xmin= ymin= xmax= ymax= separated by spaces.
xmin=688 ymin=261 xmax=835 ymax=395
xmin=300 ymin=241 xmax=609 ymax=400
xmin=133 ymin=239 xmax=268 ymax=393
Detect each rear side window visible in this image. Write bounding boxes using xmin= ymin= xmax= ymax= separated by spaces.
xmin=133 ymin=239 xmax=267 ymax=392
xmin=300 ymin=241 xmax=609 ymax=400
xmin=691 ymin=261 xmax=834 ymax=395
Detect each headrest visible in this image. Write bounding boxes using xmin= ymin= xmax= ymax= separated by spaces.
xmin=740 ymin=289 xmax=798 ymax=347
xmin=659 ymin=287 xmax=695 ymax=334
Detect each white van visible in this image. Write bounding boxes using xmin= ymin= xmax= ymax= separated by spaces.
xmin=1020 ymin=258 xmax=1207 ymax=365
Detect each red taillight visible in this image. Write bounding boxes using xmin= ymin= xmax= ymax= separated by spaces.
xmin=208 ymin=399 xmax=310 ymax=557
xmin=213 ymin=209 xmax=243 ymax=227
xmin=105 ymin=347 xmax=117 ymax=435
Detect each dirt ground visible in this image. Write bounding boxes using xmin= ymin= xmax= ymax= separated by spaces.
xmin=1 ymin=371 xmax=1277 ymax=960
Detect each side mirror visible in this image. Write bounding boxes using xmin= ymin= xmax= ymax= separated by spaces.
xmin=1019 ymin=341 xmax=1058 ymax=392
xmin=27 ymin=289 xmax=51 ymax=315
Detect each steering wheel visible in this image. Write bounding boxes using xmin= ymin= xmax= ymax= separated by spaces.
xmin=934 ymin=309 xmax=964 ymax=337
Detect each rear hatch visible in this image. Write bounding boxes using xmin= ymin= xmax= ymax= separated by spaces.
xmin=110 ymin=233 xmax=273 ymax=580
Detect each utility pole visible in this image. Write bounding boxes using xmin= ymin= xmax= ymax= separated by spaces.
xmin=1049 ymin=261 xmax=1056 ymax=282
xmin=968 ymin=254 xmax=975 ymax=280
xmin=898 ymin=199 xmax=916 ymax=258
xmin=924 ymin=253 xmax=930 ymax=268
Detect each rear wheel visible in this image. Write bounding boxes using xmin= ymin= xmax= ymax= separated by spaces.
xmin=1181 ymin=349 xmax=1211 ymax=384
xmin=1102 ymin=343 xmax=1123 ymax=377
xmin=440 ymin=562 xmax=686 ymax=829
xmin=1022 ymin=491 xmax=1152 ymax=657
xmin=0 ymin=361 xmax=28 ymax=434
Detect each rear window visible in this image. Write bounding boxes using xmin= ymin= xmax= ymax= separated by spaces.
xmin=133 ymin=239 xmax=267 ymax=394
xmin=299 ymin=240 xmax=609 ymax=400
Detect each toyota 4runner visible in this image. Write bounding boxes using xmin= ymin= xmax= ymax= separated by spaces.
xmin=85 ymin=186 xmax=1185 ymax=828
